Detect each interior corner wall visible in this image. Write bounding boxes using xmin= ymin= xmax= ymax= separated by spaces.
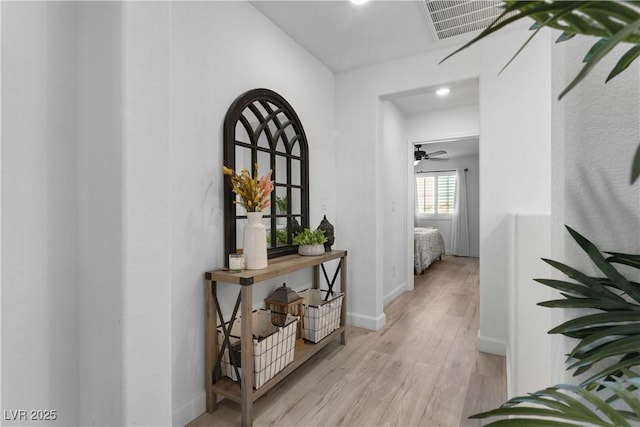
xmin=169 ymin=3 xmax=336 ymax=425
xmin=551 ymin=36 xmax=640 ymax=383
xmin=76 ymin=2 xmax=126 ymax=425
xmin=120 ymin=3 xmax=174 ymax=425
xmin=335 ymin=29 xmax=552 ymax=353
xmin=381 ymin=101 xmax=408 ymax=306
xmin=2 ymin=2 xmax=79 ymax=425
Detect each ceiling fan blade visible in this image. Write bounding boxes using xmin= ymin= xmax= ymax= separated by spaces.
xmin=427 ymin=157 xmax=449 ymax=161
xmin=425 ymin=150 xmax=447 ymax=157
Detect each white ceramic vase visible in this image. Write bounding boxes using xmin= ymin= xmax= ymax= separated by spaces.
xmin=243 ymin=211 xmax=268 ymax=269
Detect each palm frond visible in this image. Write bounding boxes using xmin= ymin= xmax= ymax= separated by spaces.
xmin=532 ymin=227 xmax=640 ymax=386
xmin=472 ymin=378 xmax=640 ymax=426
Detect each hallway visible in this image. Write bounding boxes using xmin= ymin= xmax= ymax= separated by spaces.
xmin=190 ymin=256 xmax=506 ymax=426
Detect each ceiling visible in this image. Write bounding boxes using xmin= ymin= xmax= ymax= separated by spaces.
xmin=385 ymin=78 xmax=479 ymax=115
xmin=250 ymin=0 xmax=476 ymax=73
xmin=250 ymin=1 xmax=481 ymax=114
xmin=415 ymin=136 xmax=479 ymax=163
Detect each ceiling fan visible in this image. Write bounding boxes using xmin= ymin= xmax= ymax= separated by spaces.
xmin=414 ymin=145 xmax=449 ymax=165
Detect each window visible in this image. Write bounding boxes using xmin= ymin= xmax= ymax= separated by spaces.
xmin=416 ymin=171 xmax=457 ymax=215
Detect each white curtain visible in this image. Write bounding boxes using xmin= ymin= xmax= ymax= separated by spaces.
xmin=450 ymin=169 xmax=470 ymax=256
xmin=414 ymin=176 xmax=419 ymax=226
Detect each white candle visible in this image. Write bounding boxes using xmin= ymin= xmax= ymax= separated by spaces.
xmin=229 ymin=254 xmax=244 ymax=272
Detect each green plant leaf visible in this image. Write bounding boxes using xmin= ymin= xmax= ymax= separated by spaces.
xmin=607 ymin=45 xmax=640 ymax=82
xmin=469 ymin=406 xmax=607 ymax=424
xmin=540 ymin=260 xmax=623 ymax=298
xmin=538 ymin=297 xmax=631 ymax=310
xmin=557 ymin=384 xmax=632 ymax=426
xmin=559 ymin=18 xmax=640 ymax=99
xmin=477 ymin=420 xmax=585 ymax=427
xmin=534 ymin=278 xmax=614 ymax=300
xmin=568 ymin=335 xmax=640 ymax=371
xmin=549 ymin=311 xmax=640 ymax=335
xmin=565 ymin=226 xmax=640 ymax=302
xmin=570 ymin=324 xmax=640 ymax=357
xmin=584 ymin=38 xmax=609 ymax=63
xmin=581 ymin=355 xmax=640 ymax=388
xmin=556 ymin=31 xmax=577 ymax=43
xmin=606 ymin=251 xmax=640 ymax=268
xmin=471 ymin=379 xmax=640 ymax=426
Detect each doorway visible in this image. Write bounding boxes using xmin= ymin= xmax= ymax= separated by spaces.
xmin=380 ymin=77 xmax=479 ymax=299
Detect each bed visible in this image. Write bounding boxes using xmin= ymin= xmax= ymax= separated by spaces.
xmin=414 ymin=227 xmax=445 ymax=274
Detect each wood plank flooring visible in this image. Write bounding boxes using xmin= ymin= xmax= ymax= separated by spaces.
xmin=188 ymin=256 xmax=506 ymax=427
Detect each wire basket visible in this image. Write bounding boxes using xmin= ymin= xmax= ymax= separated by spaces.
xmin=299 ymin=289 xmax=344 ymax=343
xmin=217 ymin=309 xmax=297 ymax=389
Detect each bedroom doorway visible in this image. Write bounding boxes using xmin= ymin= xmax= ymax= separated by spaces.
xmin=380 ymin=77 xmax=479 ymax=299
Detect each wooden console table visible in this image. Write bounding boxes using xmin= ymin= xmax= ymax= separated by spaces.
xmin=204 ymin=250 xmax=347 ymax=427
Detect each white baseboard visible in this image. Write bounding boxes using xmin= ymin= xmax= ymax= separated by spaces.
xmin=173 ymin=391 xmax=205 ymax=427
xmin=478 ymin=334 xmax=506 ymax=356
xmin=383 ymin=282 xmax=406 ymax=306
xmin=348 ymin=311 xmax=386 ymax=331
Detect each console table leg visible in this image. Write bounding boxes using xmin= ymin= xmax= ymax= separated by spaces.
xmin=240 ymin=285 xmax=253 ymax=427
xmin=205 ymin=279 xmax=218 ymax=412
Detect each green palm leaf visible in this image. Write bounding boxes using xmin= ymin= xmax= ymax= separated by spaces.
xmin=529 ymin=227 xmax=640 ymax=387
xmin=570 ymin=324 xmax=640 ymax=356
xmin=472 ymin=379 xmax=640 ymax=426
xmin=606 ymin=251 xmax=640 ymax=269
xmin=565 ymin=226 xmax=640 ymax=302
xmin=581 ymin=355 xmax=640 ymax=388
xmin=607 ymin=44 xmax=640 ymax=82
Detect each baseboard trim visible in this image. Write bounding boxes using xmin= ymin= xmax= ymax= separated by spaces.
xmin=383 ymin=282 xmax=406 ymax=306
xmin=348 ymin=311 xmax=386 ymax=331
xmin=478 ymin=334 xmax=507 ymax=356
xmin=172 ymin=391 xmax=205 ymax=427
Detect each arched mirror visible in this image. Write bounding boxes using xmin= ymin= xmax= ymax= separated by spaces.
xmin=223 ymin=88 xmax=309 ymax=261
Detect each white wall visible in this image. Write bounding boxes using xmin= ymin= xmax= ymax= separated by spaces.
xmin=406 ymin=104 xmax=479 ymax=143
xmin=550 ymin=36 xmax=640 ymax=383
xmin=2 ymin=3 xmax=79 ymax=425
xmin=381 ymin=101 xmax=407 ymax=305
xmin=507 ymin=214 xmax=552 ymax=397
xmin=76 ymin=3 xmax=126 ymax=424
xmin=415 ymin=154 xmax=480 ymax=257
xmin=2 ymin=2 xmax=336 ymax=426
xmin=169 ymin=3 xmax=336 ymax=425
xmin=336 ymin=29 xmax=552 ymax=351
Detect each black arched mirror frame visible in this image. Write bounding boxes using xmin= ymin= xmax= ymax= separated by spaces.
xmin=223 ymin=88 xmax=310 ymax=261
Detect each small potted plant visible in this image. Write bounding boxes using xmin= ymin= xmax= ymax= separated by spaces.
xmin=293 ymin=228 xmax=327 ymax=256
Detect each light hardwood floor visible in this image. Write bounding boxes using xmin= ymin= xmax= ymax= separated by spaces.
xmin=189 ymin=256 xmax=506 ymax=427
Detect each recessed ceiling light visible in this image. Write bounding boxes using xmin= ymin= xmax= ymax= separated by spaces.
xmin=436 ymin=87 xmax=450 ymax=96
xmin=350 ymin=0 xmax=370 ymax=5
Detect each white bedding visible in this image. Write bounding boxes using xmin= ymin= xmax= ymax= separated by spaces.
xmin=414 ymin=227 xmax=445 ymax=274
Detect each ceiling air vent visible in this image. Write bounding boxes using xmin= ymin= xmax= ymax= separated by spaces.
xmin=422 ymin=0 xmax=510 ymax=41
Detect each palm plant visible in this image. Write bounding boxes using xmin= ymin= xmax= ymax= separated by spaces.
xmin=537 ymin=227 xmax=640 ymax=389
xmin=440 ymin=1 xmax=640 ymax=424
